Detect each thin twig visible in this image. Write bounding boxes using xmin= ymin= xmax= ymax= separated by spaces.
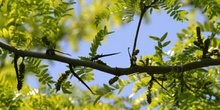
xmin=131 ymin=0 xmax=158 ymax=66
xmin=132 ymin=0 xmax=158 ymax=53
xmin=132 ymin=11 xmax=146 ymax=54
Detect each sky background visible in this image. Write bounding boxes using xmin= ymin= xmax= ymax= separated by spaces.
xmin=26 ymin=2 xmax=206 ymax=109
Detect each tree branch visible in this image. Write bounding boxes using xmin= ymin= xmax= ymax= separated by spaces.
xmin=132 ymin=0 xmax=158 ymax=53
xmin=0 ymin=41 xmax=220 ymax=76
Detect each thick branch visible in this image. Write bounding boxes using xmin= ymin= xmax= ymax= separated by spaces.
xmin=0 ymin=41 xmax=220 ymax=76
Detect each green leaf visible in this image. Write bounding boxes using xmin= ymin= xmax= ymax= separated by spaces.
xmin=117 ymin=86 xmax=124 ymax=94
xmin=61 ymin=86 xmax=72 ymax=94
xmin=111 ymin=83 xmax=120 ymax=89
xmin=129 ymin=75 xmax=136 ymax=82
xmin=132 ymin=81 xmax=142 ymax=94
xmin=155 ymin=46 xmax=162 ymax=52
xmin=170 ymin=11 xmax=176 ymax=16
xmin=5 ymin=18 xmax=14 ymax=26
xmin=158 ymin=41 xmax=163 ymax=48
xmin=40 ymin=69 xmax=48 ymax=75
xmin=2 ymin=28 xmax=9 ymax=37
xmin=118 ymin=78 xmax=124 ymax=86
xmin=160 ymin=32 xmax=168 ymax=42
xmin=93 ymin=95 xmax=102 ymax=105
xmin=174 ymin=4 xmax=182 ymax=10
xmin=89 ymin=26 xmax=112 ymax=57
xmin=103 ymin=84 xmax=113 ymax=92
xmin=149 ymin=36 xmax=160 ymax=41
xmin=167 ymin=9 xmax=172 ymax=14
xmin=61 ymin=81 xmax=72 ymax=94
xmin=177 ymin=10 xmax=188 ymax=15
xmin=162 ymin=41 xmax=171 ymax=47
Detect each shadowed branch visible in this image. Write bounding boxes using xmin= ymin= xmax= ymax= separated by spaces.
xmin=0 ymin=41 xmax=220 ymax=77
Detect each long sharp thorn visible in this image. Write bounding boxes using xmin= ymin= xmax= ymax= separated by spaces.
xmin=69 ymin=64 xmax=94 ymax=94
xmin=153 ymin=78 xmax=168 ymax=92
xmin=101 ymin=52 xmax=120 ymax=57
xmin=54 ymin=49 xmax=71 ymax=56
xmin=91 ymin=52 xmax=120 ymax=61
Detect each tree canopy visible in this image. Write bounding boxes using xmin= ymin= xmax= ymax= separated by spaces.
xmin=0 ymin=0 xmax=220 ymax=109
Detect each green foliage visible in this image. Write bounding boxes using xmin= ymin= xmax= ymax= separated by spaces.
xmin=160 ymin=2 xmax=188 ymax=21
xmin=0 ymin=0 xmax=75 ymax=49
xmin=0 ymin=0 xmax=220 ymax=109
xmin=0 ymin=75 xmax=18 ymax=109
xmin=89 ymin=26 xmax=113 ymax=57
xmin=149 ymin=32 xmax=171 ymax=65
xmin=94 ymin=0 xmax=137 ymax=27
xmin=25 ymin=58 xmax=55 ymax=88
xmin=194 ymin=0 xmax=220 ymax=20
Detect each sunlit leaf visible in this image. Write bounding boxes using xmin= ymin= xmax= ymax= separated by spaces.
xmin=118 ymin=78 xmax=124 ymax=86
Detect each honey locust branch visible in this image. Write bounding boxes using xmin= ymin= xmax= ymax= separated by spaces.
xmin=0 ymin=41 xmax=220 ymax=76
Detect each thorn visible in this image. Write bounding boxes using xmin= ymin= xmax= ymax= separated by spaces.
xmin=69 ymin=64 xmax=94 ymax=94
xmin=91 ymin=52 xmax=120 ymax=61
